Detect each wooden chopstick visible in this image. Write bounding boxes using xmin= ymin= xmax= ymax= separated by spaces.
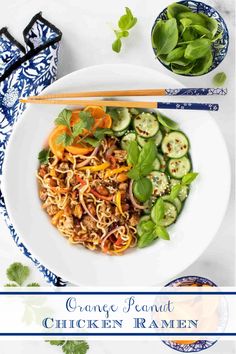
xmin=21 ymin=87 xmax=227 ymax=101
xmin=20 ymin=97 xmax=219 ymax=111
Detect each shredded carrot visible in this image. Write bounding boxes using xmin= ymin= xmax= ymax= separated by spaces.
xmin=113 ymin=234 xmax=132 ymax=254
xmin=90 ymin=189 xmax=113 ymax=201
xmin=51 ymin=187 xmax=70 ymax=193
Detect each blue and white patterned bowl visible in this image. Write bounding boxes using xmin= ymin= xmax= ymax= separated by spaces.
xmin=151 ymin=0 xmax=229 ymax=76
xmin=163 ymin=276 xmax=218 ymax=352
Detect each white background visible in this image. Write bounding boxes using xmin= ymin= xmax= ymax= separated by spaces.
xmin=0 ymin=0 xmax=235 ymax=352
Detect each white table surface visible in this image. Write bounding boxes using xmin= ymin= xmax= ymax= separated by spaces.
xmin=0 ymin=0 xmax=235 ymax=352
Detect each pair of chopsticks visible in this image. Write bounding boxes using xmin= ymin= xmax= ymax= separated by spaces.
xmin=20 ymin=88 xmax=227 ymax=111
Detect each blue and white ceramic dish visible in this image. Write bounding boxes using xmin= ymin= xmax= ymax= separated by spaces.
xmin=151 ymin=0 xmax=229 ymax=76
xmin=163 ymin=275 xmax=217 ymax=352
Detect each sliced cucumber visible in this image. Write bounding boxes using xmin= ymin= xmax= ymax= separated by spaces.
xmin=134 ymin=112 xmax=159 ymax=138
xmin=151 ymin=200 xmax=177 ymax=227
xmin=168 ymin=156 xmax=191 ymax=179
xmin=137 ymin=215 xmax=150 ymax=236
xmin=121 ymin=131 xmax=136 ymax=150
xmin=148 ymin=171 xmax=169 ymax=197
xmin=162 ymin=195 xmax=182 ymax=214
xmin=152 ymin=157 xmax=161 ymax=171
xmin=137 ymin=130 xmax=163 ymax=148
xmin=170 ymin=179 xmax=189 ymax=202
xmin=112 ymin=108 xmax=131 ymax=132
xmin=155 ymin=130 xmax=163 ymax=147
xmin=162 ymin=131 xmax=189 ymax=158
xmin=157 ymin=153 xmax=167 ymax=172
xmin=179 ymin=185 xmax=189 ymax=201
xmin=114 ymin=129 xmax=128 ymax=137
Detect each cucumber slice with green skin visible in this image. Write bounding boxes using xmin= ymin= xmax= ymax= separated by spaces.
xmin=152 ymin=157 xmax=161 ymax=171
xmin=162 ymin=195 xmax=182 ymax=214
xmin=137 ymin=215 xmax=151 ymax=236
xmin=155 ymin=130 xmax=163 ymax=147
xmin=137 ymin=130 xmax=163 ymax=148
xmin=114 ymin=129 xmax=128 ymax=137
xmin=148 ymin=171 xmax=169 ymax=197
xmin=151 ymin=200 xmax=178 ymax=227
xmin=121 ymin=131 xmax=136 ymax=150
xmin=170 ymin=179 xmax=189 ymax=202
xmin=157 ymin=153 xmax=167 ymax=172
xmin=134 ymin=112 xmax=159 ymax=138
xmin=168 ymin=156 xmax=191 ymax=179
xmin=162 ymin=131 xmax=189 ymax=158
xmin=112 ymin=108 xmax=131 ymax=132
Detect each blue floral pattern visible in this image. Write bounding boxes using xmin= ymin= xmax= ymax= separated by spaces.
xmin=0 ymin=13 xmax=66 ymax=286
xmin=165 ymin=88 xmax=227 ymax=96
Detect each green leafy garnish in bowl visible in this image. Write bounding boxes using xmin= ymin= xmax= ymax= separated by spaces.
xmin=152 ymin=2 xmax=224 ymax=76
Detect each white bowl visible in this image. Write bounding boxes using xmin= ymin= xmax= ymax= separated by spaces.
xmin=1 ymin=64 xmax=231 ymax=286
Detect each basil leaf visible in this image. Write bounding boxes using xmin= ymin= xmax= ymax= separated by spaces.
xmin=167 ymin=3 xmax=191 ymax=19
xmin=152 ymin=18 xmax=179 ymax=55
xmin=177 ymin=12 xmax=206 ymax=26
xmin=184 ymin=38 xmax=211 ymax=60
xmin=182 ymin=172 xmax=198 ymax=185
xmin=212 ymin=31 xmax=223 ymax=43
xmin=158 ymin=113 xmax=179 ymax=130
xmin=171 ymin=62 xmax=195 ymax=75
xmin=127 ymin=140 xmax=140 ymax=165
xmin=166 ymin=47 xmax=185 ymax=63
xmin=112 ymin=38 xmax=122 ymax=53
xmin=213 ymin=72 xmax=227 ymax=87
xmin=198 ymin=13 xmax=218 ymax=36
xmin=170 ymin=183 xmax=182 ymax=200
xmin=138 ymin=139 xmax=157 ymax=176
xmin=118 ymin=7 xmax=137 ymax=31
xmin=191 ymin=50 xmax=213 ymax=76
xmin=133 ymin=177 xmax=153 ymax=202
xmin=141 ymin=220 xmax=156 ymax=233
xmin=155 ymin=225 xmax=170 ymax=240
xmin=191 ymin=24 xmax=213 ymax=39
xmin=152 ymin=198 xmax=165 ymax=223
xmin=182 ymin=27 xmax=198 ymax=42
xmin=127 ymin=167 xmax=140 ymax=181
xmin=138 ymin=230 xmax=156 ymax=248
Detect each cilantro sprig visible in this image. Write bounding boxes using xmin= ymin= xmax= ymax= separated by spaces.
xmin=5 ymin=262 xmax=40 ymax=287
xmin=112 ymin=7 xmax=137 ymax=53
xmin=47 ymin=340 xmax=89 ymax=354
xmin=38 ymin=148 xmax=50 ymax=164
xmin=54 ymin=109 xmax=113 ymax=148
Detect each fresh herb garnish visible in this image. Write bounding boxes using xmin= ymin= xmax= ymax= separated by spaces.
xmin=4 ymin=262 xmax=40 ymax=287
xmin=213 ymin=72 xmax=227 ymax=87
xmin=55 ymin=109 xmax=95 ymax=146
xmin=169 ymin=172 xmax=198 ymax=200
xmin=93 ymin=128 xmax=113 ymax=140
xmin=38 ymin=148 xmax=50 ymax=164
xmin=46 ymin=340 xmax=89 ymax=354
xmin=137 ymin=198 xmax=170 ymax=247
xmin=158 ymin=113 xmax=179 ymax=130
xmin=127 ymin=140 xmax=156 ymax=203
xmin=112 ymin=7 xmax=137 ymax=53
xmin=152 ymin=2 xmax=222 ymax=75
